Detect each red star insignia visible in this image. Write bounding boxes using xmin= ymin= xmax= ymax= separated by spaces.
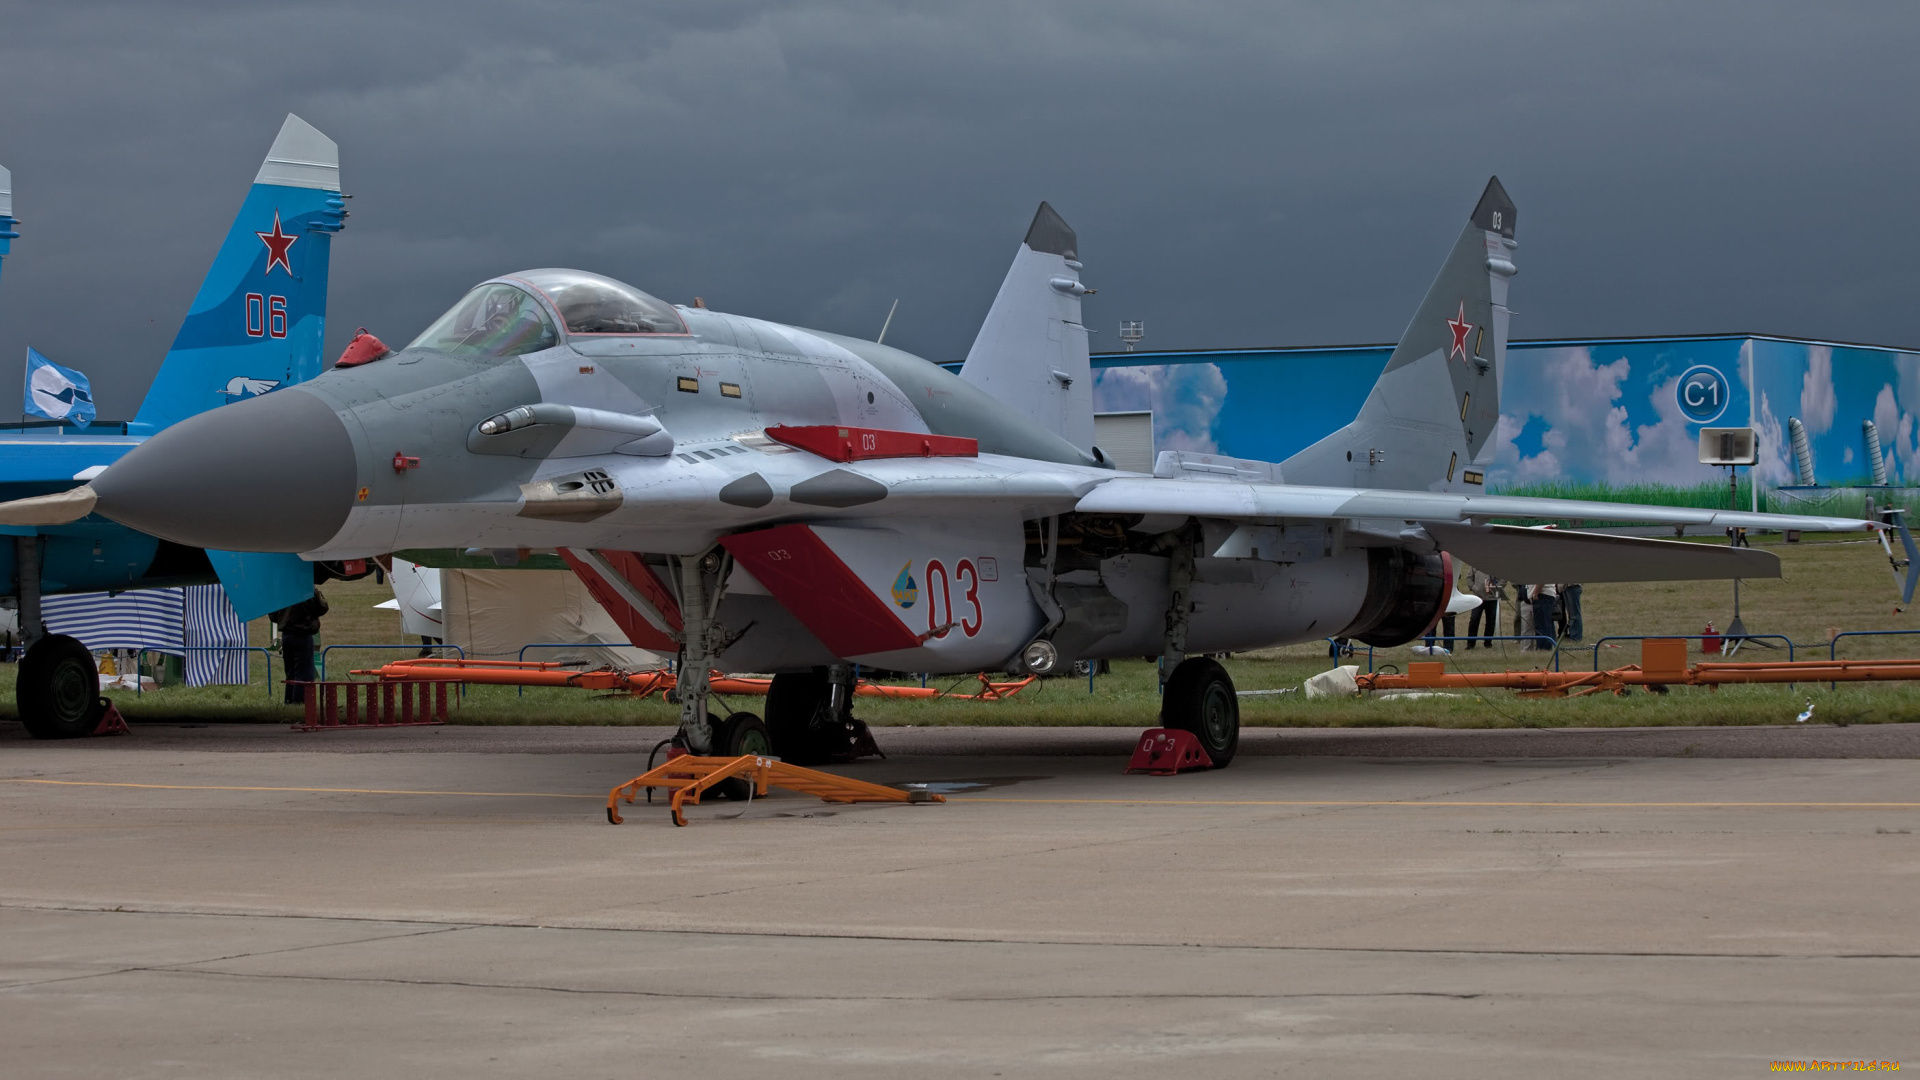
xmin=256 ymin=211 xmax=299 ymax=276
xmin=1445 ymin=301 xmax=1473 ymax=360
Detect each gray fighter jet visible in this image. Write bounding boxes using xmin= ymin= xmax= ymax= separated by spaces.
xmin=3 ymin=179 xmax=1878 ymax=764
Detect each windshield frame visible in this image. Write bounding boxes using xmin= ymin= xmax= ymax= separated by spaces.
xmin=500 ymin=269 xmax=690 ymax=339
xmin=404 ymin=281 xmax=562 ymax=359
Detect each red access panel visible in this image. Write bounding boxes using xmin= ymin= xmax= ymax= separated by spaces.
xmin=764 ymin=425 xmax=978 ymax=462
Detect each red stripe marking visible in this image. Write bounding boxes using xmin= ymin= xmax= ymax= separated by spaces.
xmin=765 ymin=425 xmax=977 ymax=462
xmin=720 ymin=524 xmax=921 ymax=656
xmin=560 ymin=549 xmax=682 ymax=652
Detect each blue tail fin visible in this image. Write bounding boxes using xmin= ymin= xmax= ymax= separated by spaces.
xmin=132 ymin=115 xmax=345 ymax=433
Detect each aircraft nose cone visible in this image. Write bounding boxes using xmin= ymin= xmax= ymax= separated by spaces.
xmin=92 ymin=389 xmax=356 ymax=552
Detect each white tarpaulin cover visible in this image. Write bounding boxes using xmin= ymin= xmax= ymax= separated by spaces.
xmin=437 ymin=569 xmax=661 ymax=669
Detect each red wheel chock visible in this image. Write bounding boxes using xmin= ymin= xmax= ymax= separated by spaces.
xmin=91 ymin=700 xmax=131 ymax=737
xmin=1125 ymin=728 xmax=1212 ymax=775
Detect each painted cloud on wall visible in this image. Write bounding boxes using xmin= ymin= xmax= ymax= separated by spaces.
xmin=1092 ymin=362 xmax=1228 ymax=454
xmin=1800 ymin=346 xmax=1836 ymax=435
xmin=1492 ymin=346 xmax=1718 ymax=488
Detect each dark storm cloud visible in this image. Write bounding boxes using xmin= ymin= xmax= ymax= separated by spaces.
xmin=1 ymin=1 xmax=1916 ymax=417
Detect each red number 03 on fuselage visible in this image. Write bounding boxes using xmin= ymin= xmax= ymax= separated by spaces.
xmin=923 ymin=558 xmax=983 ymax=639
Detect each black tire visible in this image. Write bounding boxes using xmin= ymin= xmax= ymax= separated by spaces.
xmin=765 ymin=670 xmax=830 ymax=765
xmin=709 ymin=712 xmax=772 ymax=801
xmin=1160 ymin=656 xmax=1238 ymax=767
xmin=18 ymin=634 xmax=106 ymax=740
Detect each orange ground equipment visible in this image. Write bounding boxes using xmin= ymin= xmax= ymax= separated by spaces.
xmin=1355 ymin=638 xmax=1920 ymax=698
xmin=606 ymin=753 xmax=946 ymax=826
xmin=352 ymin=658 xmax=1036 ymax=701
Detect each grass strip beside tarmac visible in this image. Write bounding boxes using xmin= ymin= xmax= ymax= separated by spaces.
xmin=5 ymin=533 xmax=1920 ymax=730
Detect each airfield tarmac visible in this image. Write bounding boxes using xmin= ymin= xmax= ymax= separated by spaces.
xmin=2 ymin=723 xmax=1915 ymax=1078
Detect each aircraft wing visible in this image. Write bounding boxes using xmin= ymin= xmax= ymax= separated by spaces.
xmin=1419 ymin=521 xmax=1783 ymax=582
xmin=1073 ymin=477 xmax=1878 ymax=535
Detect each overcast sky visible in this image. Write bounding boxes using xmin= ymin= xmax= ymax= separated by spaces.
xmin=1 ymin=1 xmax=1915 ymax=418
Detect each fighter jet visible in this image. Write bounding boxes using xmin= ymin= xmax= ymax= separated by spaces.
xmin=0 ymin=116 xmax=346 ymax=737
xmin=4 ymin=178 xmax=1878 ymax=765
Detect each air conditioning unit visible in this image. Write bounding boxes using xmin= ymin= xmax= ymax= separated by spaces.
xmin=1698 ymin=426 xmax=1757 ymax=466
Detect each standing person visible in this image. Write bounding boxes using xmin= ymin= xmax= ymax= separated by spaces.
xmin=1531 ymin=581 xmax=1559 ymax=649
xmin=1513 ymin=582 xmax=1532 ymax=643
xmin=1465 ymin=567 xmax=1500 ymax=649
xmin=1561 ymin=582 xmax=1584 ymax=642
xmin=271 ymin=588 xmax=329 ymax=705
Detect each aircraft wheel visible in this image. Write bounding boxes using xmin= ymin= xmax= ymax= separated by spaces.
xmin=18 ymin=634 xmax=106 ymax=740
xmin=1160 ymin=656 xmax=1238 ymax=768
xmin=708 ymin=712 xmax=771 ymax=801
xmin=765 ymin=671 xmax=831 ymax=765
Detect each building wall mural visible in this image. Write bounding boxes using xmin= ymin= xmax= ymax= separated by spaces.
xmin=1090 ymin=336 xmax=1920 ymax=514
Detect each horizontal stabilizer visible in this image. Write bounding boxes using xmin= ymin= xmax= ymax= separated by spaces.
xmin=1422 ymin=521 xmax=1779 ymax=583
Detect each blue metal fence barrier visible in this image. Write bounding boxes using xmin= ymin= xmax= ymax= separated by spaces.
xmin=513 ymin=642 xmax=639 ymax=695
xmin=1326 ymin=635 xmax=1562 ymax=673
xmin=319 ymin=643 xmax=464 ymax=682
xmin=1827 ymin=629 xmax=1920 ymax=661
xmin=1591 ymin=633 xmax=1796 ymax=671
xmin=117 ymin=645 xmax=278 ymax=698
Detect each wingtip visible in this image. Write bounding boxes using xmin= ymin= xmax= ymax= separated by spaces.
xmin=0 ymin=163 xmax=12 ymax=219
xmin=1471 ymin=176 xmax=1515 ymax=238
xmin=1024 ymin=201 xmax=1078 ymax=260
xmin=254 ymin=113 xmax=340 ymax=191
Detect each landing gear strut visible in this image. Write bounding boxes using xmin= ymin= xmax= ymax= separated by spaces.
xmin=1153 ymin=522 xmax=1239 ymax=767
xmin=764 ymin=665 xmax=880 ymax=765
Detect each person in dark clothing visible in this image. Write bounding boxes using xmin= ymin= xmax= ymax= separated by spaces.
xmin=271 ymin=590 xmax=329 ymax=704
xmin=1561 ymin=582 xmax=1584 ymax=641
xmin=1530 ymin=582 xmax=1559 ymax=650
xmin=1464 ymin=568 xmax=1500 ymax=649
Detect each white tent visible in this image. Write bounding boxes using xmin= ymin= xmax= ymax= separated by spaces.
xmin=434 ymin=568 xmax=661 ymax=670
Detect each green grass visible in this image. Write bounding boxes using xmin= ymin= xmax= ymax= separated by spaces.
xmin=1494 ymin=478 xmax=1917 ymax=521
xmin=1493 ymin=478 xmax=1759 ymax=511
xmin=8 ymin=533 xmax=1920 ymax=730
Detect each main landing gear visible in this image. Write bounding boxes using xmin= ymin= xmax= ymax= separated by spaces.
xmin=1153 ymin=523 xmax=1238 ymax=767
xmin=765 ymin=665 xmax=880 ymax=766
xmin=17 ymin=633 xmax=107 ymax=740
xmin=1158 ymin=656 xmax=1239 ymax=767
xmin=13 ymin=537 xmax=108 ymax=740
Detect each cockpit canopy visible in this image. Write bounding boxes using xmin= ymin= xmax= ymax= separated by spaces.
xmin=407 ymin=269 xmax=686 ymax=358
xmin=517 ymin=269 xmax=686 ymax=335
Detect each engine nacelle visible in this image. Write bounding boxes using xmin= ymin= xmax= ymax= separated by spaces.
xmin=1340 ymin=547 xmax=1451 ymax=647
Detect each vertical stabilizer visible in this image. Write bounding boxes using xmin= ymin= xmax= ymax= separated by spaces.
xmin=958 ymin=202 xmax=1097 ymax=453
xmin=132 ymin=114 xmax=345 ymax=432
xmin=1281 ymin=177 xmax=1516 ymax=492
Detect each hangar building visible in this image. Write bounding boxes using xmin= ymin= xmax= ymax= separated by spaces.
xmin=1090 ymin=334 xmax=1920 ymax=517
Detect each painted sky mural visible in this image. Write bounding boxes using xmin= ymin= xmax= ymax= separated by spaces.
xmin=1091 ymin=336 xmax=1920 ymax=494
